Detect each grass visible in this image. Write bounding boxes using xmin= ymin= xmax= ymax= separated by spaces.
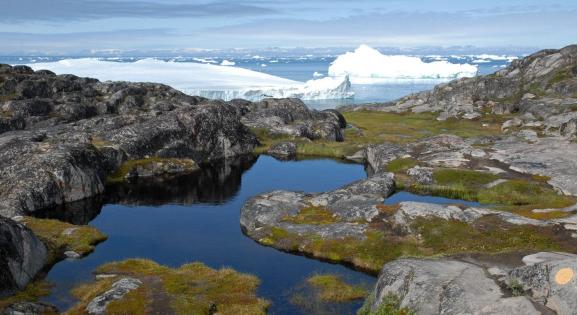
xmin=68 ymin=259 xmax=269 ymax=315
xmin=413 ymin=216 xmax=567 ymax=254
xmin=432 ymin=169 xmax=499 ymax=188
xmin=257 ymin=213 xmax=573 ymax=274
xmin=107 ymin=157 xmax=198 ymax=183
xmin=0 ymin=281 xmax=53 ymax=311
xmin=386 ymin=158 xmax=418 ymax=173
xmin=281 ymin=206 xmax=339 ymax=225
xmin=357 ymin=293 xmax=414 ymax=315
xmin=547 ymin=68 xmax=574 ymax=87
xmin=21 ymin=217 xmax=107 ymax=264
xmin=252 ymin=111 xmax=507 ymax=159
xmin=306 ymin=274 xmax=367 ymax=302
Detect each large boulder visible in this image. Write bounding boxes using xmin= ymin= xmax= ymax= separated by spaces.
xmin=0 ymin=217 xmax=48 ymax=296
xmin=365 ymin=258 xmax=541 ymax=315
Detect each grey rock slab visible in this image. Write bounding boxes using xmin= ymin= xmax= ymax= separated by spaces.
xmin=86 ymin=278 xmax=142 ymax=315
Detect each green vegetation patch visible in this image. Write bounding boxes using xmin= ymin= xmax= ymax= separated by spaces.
xmin=386 ymin=158 xmax=418 ymax=173
xmin=413 ymin=216 xmax=568 ymax=255
xmin=357 ymin=293 xmax=414 ymax=315
xmin=258 ymin=214 xmax=574 ymax=274
xmin=251 ymin=111 xmax=508 ymax=159
xmin=306 ymin=274 xmax=367 ymax=302
xmin=107 ymin=157 xmax=198 ymax=183
xmin=281 ymin=206 xmax=339 ymax=225
xmin=0 ymin=281 xmax=53 ymax=312
xmin=68 ymin=259 xmax=269 ymax=315
xmin=22 ymin=217 xmax=107 ymax=264
xmin=433 ymin=169 xmax=498 ymax=188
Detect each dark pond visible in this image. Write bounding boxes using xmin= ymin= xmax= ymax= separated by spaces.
xmin=38 ymin=155 xmax=376 ymax=315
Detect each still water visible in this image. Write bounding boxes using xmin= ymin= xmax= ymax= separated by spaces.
xmin=39 ymin=155 xmax=375 ymax=315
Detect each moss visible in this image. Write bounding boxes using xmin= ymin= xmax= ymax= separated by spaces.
xmin=306 ymin=274 xmax=367 ymax=302
xmin=408 ymin=183 xmax=477 ymax=202
xmin=251 ymin=111 xmax=507 ymax=159
xmin=507 ymin=279 xmax=525 ymax=297
xmin=0 ymin=281 xmax=53 ymax=311
xmin=357 ymin=293 xmax=414 ymax=315
xmin=21 ymin=217 xmax=107 ymax=264
xmin=413 ymin=216 xmax=567 ymax=254
xmin=478 ymin=180 xmax=576 ymax=209
xmin=433 ymin=169 xmax=499 ymax=188
xmin=259 ymin=212 xmax=574 ymax=274
xmin=548 ymin=68 xmax=573 ymax=87
xmin=107 ymin=157 xmax=198 ymax=183
xmin=386 ymin=158 xmax=418 ymax=173
xmin=72 ymin=259 xmax=270 ymax=315
xmin=281 ymin=206 xmax=339 ymax=225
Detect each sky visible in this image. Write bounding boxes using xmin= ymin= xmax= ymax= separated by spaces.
xmin=1 ymin=0 xmax=577 ymax=55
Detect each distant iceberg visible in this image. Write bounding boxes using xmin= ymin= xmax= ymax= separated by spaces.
xmin=27 ymin=58 xmax=353 ymax=101
xmin=328 ymin=45 xmax=478 ymax=84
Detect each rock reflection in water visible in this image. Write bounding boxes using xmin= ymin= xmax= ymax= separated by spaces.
xmin=31 ymin=155 xmax=257 ymax=224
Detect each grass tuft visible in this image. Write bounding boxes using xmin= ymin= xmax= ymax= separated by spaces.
xmin=306 ymin=274 xmax=367 ymax=302
xmin=281 ymin=206 xmax=339 ymax=225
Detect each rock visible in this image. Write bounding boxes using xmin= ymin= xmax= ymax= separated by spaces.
xmin=365 ymin=143 xmax=409 ymax=174
xmin=392 ymin=202 xmax=547 ymax=232
xmin=238 ymin=98 xmax=345 ymax=141
xmin=522 ymin=252 xmax=577 ymax=265
xmin=366 ymin=258 xmax=541 ymax=315
xmin=491 ymin=137 xmax=577 ymax=195
xmin=2 ymin=302 xmax=58 ymax=315
xmin=240 ymin=174 xmax=396 ymax=241
xmin=509 ymin=255 xmax=577 ymax=314
xmin=0 ymin=65 xmax=259 ymax=217
xmin=86 ymin=278 xmax=142 ymax=315
xmin=267 ymin=141 xmax=297 ymax=159
xmin=0 ymin=217 xmax=48 ymax=296
xmin=502 ymin=118 xmax=523 ymax=130
xmin=406 ymin=166 xmax=433 ymax=184
xmin=560 ymin=118 xmax=577 ymax=138
xmin=64 ymin=251 xmax=81 ymax=259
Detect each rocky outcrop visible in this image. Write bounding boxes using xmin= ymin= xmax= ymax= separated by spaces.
xmin=2 ymin=302 xmax=58 ymax=315
xmin=240 ymin=174 xmax=396 ymax=241
xmin=341 ymin=45 xmax=577 ymax=121
xmin=236 ymin=98 xmax=345 ymax=141
xmin=0 ymin=217 xmax=47 ymax=296
xmin=365 ymin=252 xmax=577 ymax=315
xmin=86 ymin=278 xmax=142 ymax=315
xmin=0 ymin=64 xmax=259 ymax=217
xmin=267 ymin=141 xmax=297 ymax=159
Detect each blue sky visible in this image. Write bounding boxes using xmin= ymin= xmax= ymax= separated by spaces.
xmin=2 ymin=0 xmax=577 ymax=54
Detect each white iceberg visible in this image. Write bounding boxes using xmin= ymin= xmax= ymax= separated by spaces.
xmin=27 ymin=58 xmax=353 ymax=101
xmin=328 ymin=45 xmax=478 ymax=84
xmin=220 ymin=60 xmax=235 ymax=66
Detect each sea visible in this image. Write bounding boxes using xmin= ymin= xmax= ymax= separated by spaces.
xmin=0 ymin=54 xmax=515 ymax=109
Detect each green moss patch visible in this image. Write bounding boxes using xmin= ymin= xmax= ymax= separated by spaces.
xmin=107 ymin=157 xmax=198 ymax=183
xmin=306 ymin=274 xmax=367 ymax=302
xmin=386 ymin=158 xmax=418 ymax=173
xmin=257 ymin=213 xmax=574 ymax=274
xmin=281 ymin=206 xmax=339 ymax=225
xmin=251 ymin=111 xmax=507 ymax=159
xmin=358 ymin=293 xmax=414 ymax=315
xmin=433 ymin=169 xmax=498 ymax=188
xmin=68 ymin=259 xmax=269 ymax=315
xmin=22 ymin=217 xmax=107 ymax=264
xmin=0 ymin=281 xmax=53 ymax=312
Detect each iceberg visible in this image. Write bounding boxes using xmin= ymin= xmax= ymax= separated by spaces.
xmin=328 ymin=45 xmax=478 ymax=84
xmin=27 ymin=58 xmax=353 ymax=101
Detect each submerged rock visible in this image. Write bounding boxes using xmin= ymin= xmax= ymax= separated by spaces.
xmin=2 ymin=302 xmax=58 ymax=315
xmin=0 ymin=217 xmax=47 ymax=296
